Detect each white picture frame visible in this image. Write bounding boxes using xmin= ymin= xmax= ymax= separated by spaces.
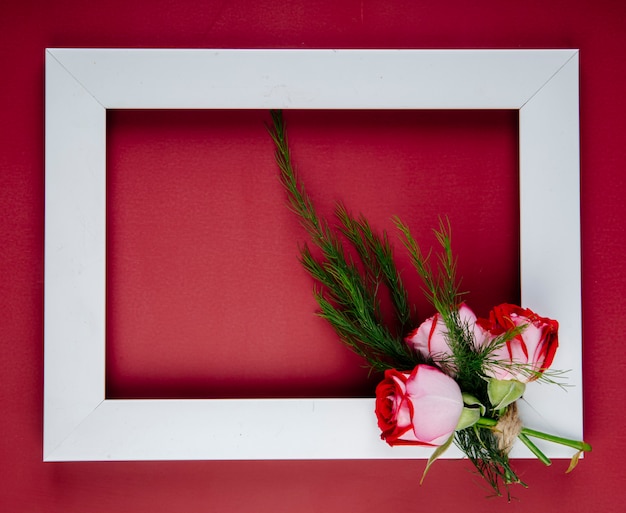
xmin=44 ymin=49 xmax=581 ymax=461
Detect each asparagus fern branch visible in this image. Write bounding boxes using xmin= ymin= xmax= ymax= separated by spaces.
xmin=267 ymin=110 xmax=417 ymax=372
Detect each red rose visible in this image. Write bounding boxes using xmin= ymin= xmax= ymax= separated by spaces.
xmin=405 ymin=303 xmax=488 ymax=372
xmin=477 ymin=303 xmax=559 ymax=382
xmin=375 ymin=365 xmax=463 ymax=446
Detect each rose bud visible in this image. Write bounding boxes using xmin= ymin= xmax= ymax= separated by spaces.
xmin=405 ymin=303 xmax=487 ymax=369
xmin=375 ymin=365 xmax=463 ymax=447
xmin=477 ymin=303 xmax=559 ymax=383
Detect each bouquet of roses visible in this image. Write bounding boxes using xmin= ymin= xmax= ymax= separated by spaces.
xmin=267 ymin=110 xmax=590 ymax=497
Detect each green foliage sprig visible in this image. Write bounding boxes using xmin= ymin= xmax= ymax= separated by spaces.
xmin=267 ymin=110 xmax=417 ymax=373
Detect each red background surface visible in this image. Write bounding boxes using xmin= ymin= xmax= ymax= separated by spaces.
xmin=1 ymin=1 xmax=625 ymax=511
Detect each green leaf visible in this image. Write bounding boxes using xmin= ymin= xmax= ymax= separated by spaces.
xmin=420 ymin=434 xmax=455 ymax=485
xmin=487 ymin=379 xmax=526 ymax=410
xmin=456 ymin=407 xmax=481 ymax=431
xmin=462 ymin=393 xmax=486 ymax=416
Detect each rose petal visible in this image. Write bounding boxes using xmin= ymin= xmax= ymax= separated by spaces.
xmin=405 ymin=365 xmax=463 ymax=444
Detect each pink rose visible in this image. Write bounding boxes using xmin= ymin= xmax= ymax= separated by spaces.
xmin=375 ymin=365 xmax=463 ymax=446
xmin=405 ymin=303 xmax=487 ymax=366
xmin=477 ymin=303 xmax=559 ymax=382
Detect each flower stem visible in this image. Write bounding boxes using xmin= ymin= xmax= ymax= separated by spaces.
xmin=476 ymin=417 xmax=497 ymax=428
xmin=518 ymin=433 xmax=551 ymax=466
xmin=475 ymin=417 xmax=592 ymax=454
xmin=520 ymin=427 xmax=592 ymax=453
